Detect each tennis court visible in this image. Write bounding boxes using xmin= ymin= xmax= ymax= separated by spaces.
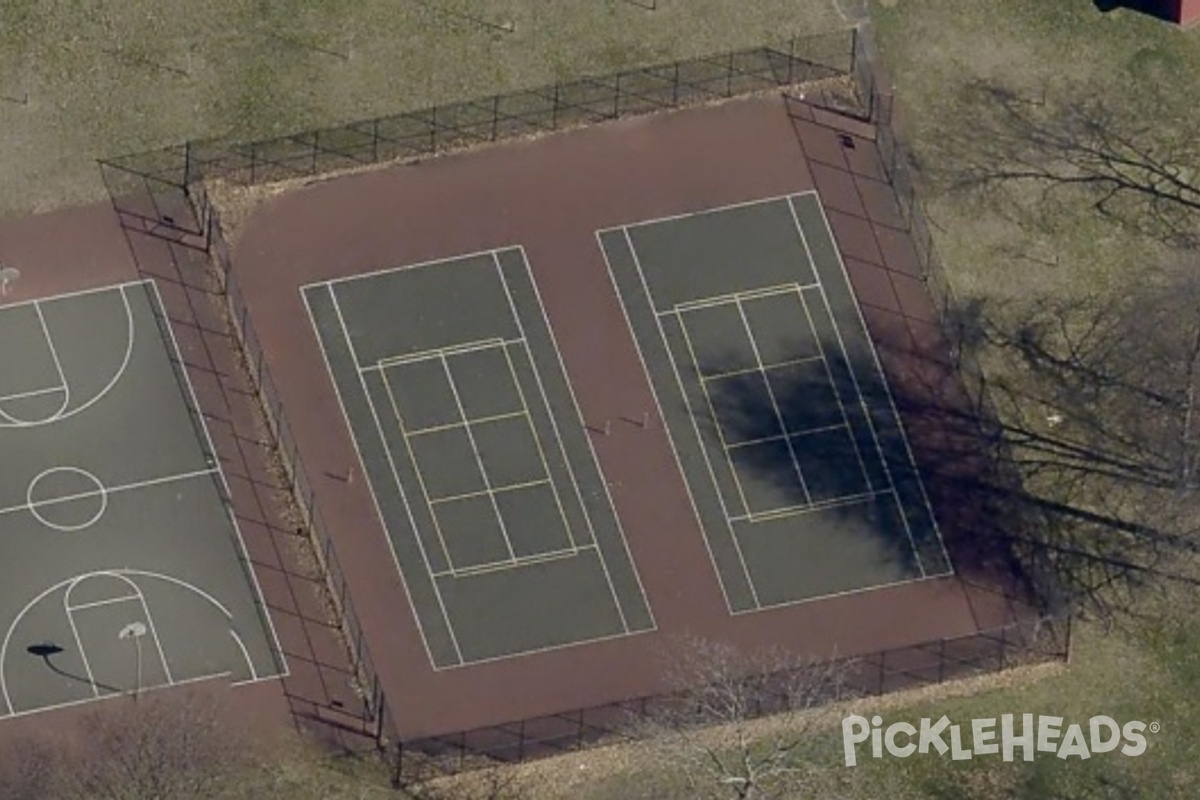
xmin=0 ymin=281 xmax=284 ymax=720
xmin=599 ymin=192 xmax=953 ymax=613
xmin=302 ymin=249 xmax=655 ymax=670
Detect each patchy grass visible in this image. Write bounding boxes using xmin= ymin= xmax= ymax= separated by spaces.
xmin=409 ymin=619 xmax=1191 ymax=799
xmin=851 ymin=1 xmax=1200 ymax=795
xmin=871 ymin=0 xmax=1200 ymax=303
xmin=0 ymin=0 xmax=849 ymax=216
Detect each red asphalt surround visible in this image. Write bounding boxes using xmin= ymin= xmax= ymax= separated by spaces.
xmin=225 ymin=94 xmax=1013 ymax=740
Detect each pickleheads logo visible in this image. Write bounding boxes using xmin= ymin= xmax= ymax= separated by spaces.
xmin=842 ymin=714 xmax=1158 ymax=766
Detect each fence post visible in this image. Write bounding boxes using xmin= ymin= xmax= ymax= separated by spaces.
xmin=392 ymin=740 xmax=404 ymax=788
xmin=374 ymin=681 xmax=385 ymax=737
xmin=429 ymin=106 xmax=438 ymax=153
xmin=372 ymin=118 xmax=380 ymax=163
xmin=491 ymin=95 xmax=500 ymax=141
xmin=311 ymin=131 xmax=319 ymax=175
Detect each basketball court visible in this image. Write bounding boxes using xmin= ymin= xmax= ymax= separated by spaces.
xmin=303 ymin=250 xmax=655 ymax=670
xmin=599 ymin=191 xmax=952 ymax=612
xmin=0 ymin=280 xmax=285 ymax=719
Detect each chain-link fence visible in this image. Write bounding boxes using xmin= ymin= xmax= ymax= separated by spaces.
xmin=395 ymin=614 xmax=1071 ymax=780
xmin=99 ymin=29 xmax=863 ymax=248
xmin=205 ymin=200 xmax=400 ymax=752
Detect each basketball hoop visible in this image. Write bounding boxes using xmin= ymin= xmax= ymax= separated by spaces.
xmin=0 ymin=265 xmax=20 ymax=296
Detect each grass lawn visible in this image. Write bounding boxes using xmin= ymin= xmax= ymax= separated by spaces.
xmin=0 ymin=0 xmax=849 ymax=217
xmin=418 ymin=3 xmax=1200 ymax=796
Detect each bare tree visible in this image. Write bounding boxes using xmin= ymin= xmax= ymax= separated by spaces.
xmin=942 ymin=258 xmax=1200 ymax=620
xmin=62 ymin=689 xmax=258 ymax=800
xmin=636 ymin=635 xmax=852 ymax=800
xmin=0 ymin=736 xmax=64 ymax=800
xmin=932 ymin=79 xmax=1200 ymax=248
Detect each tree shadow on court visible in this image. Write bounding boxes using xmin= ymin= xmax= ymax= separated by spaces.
xmin=712 ymin=253 xmax=1200 ymax=626
xmin=702 ymin=348 xmax=970 ymax=582
xmin=25 ymin=643 xmax=124 ymax=695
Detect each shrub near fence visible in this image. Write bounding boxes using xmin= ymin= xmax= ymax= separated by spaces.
xmin=205 ymin=202 xmax=400 ymax=751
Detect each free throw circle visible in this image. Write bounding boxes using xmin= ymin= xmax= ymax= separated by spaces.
xmin=26 ymin=467 xmax=108 ymax=531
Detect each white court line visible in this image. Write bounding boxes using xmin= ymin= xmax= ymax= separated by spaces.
xmin=594 ymin=230 xmax=738 ymax=615
xmin=731 ymin=572 xmax=952 ymax=616
xmin=428 ymin=478 xmax=552 ymax=506
xmin=734 ymin=296 xmax=814 ymax=506
xmin=379 ymin=365 xmax=457 ymax=572
xmin=513 ymin=246 xmax=658 ymax=629
xmin=1 ymin=570 xmax=265 ymax=717
xmin=673 ymin=309 xmax=756 ymax=519
xmin=229 ymin=630 xmax=258 ymax=682
xmin=793 ymin=286 xmax=875 ymax=493
xmin=432 ymin=544 xmax=596 ymax=580
xmin=729 ymin=489 xmax=886 ymax=524
xmin=300 ymin=244 xmax=517 ymax=291
xmin=145 ymin=281 xmax=289 ymax=679
xmin=127 ymin=580 xmax=175 ymax=685
xmin=65 ymin=574 xmax=175 ymax=687
xmin=32 ymin=302 xmax=71 ymax=419
xmin=401 ymin=409 xmax=528 ymax=438
xmin=725 ymin=422 xmax=849 ymax=451
xmin=0 ymin=467 xmax=219 ymax=518
xmin=619 ymin=228 xmax=761 ymax=611
xmin=440 ymin=352 xmax=520 ymax=563
xmin=326 ymin=287 xmax=466 ymax=665
xmin=301 ymin=288 xmax=445 ymax=670
xmin=494 ymin=252 xmax=636 ymax=632
xmin=492 ymin=338 xmax=579 ymax=553
xmin=666 ymin=282 xmax=815 ymax=316
xmin=700 ymin=355 xmax=824 ymax=383
xmin=805 ymin=198 xmax=952 ymax=572
xmin=0 ymin=280 xmax=148 ymax=312
xmin=785 ymin=199 xmax=931 ymax=576
xmin=62 ymin=588 xmax=100 ymax=699
xmin=64 ymin=594 xmax=141 ymax=612
xmin=597 ymin=189 xmax=820 ymax=235
xmin=0 ymin=282 xmax=136 ymax=429
xmin=432 ymin=625 xmax=656 ymax=673
xmin=0 ymin=670 xmax=235 ymax=723
xmin=365 ymin=336 xmax=514 ymax=371
xmin=0 ymin=385 xmax=65 ymax=403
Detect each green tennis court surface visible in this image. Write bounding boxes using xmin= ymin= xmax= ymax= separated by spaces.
xmin=303 ymin=249 xmax=654 ymax=670
xmin=599 ymin=192 xmax=952 ymax=613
